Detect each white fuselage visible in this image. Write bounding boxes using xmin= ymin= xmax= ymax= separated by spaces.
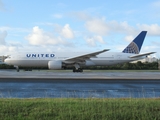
xmin=4 ymin=52 xmax=144 ymax=68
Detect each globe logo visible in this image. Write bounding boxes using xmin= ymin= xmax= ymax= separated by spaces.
xmin=123 ymin=42 xmax=139 ymax=54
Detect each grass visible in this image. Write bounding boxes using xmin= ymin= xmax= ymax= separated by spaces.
xmin=0 ymin=98 xmax=160 ymax=120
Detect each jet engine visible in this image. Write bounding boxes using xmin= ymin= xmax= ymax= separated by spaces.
xmin=48 ymin=60 xmax=62 ymax=70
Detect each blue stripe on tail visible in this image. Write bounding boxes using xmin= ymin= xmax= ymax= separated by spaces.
xmin=122 ymin=31 xmax=147 ymax=54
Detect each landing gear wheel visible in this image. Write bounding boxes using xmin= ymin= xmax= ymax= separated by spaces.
xmin=73 ymin=68 xmax=83 ymax=73
xmin=73 ymin=68 xmax=76 ymax=72
xmin=17 ymin=69 xmax=19 ymax=72
xmin=78 ymin=68 xmax=83 ymax=72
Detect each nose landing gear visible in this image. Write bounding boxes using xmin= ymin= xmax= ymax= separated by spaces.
xmin=14 ymin=65 xmax=19 ymax=72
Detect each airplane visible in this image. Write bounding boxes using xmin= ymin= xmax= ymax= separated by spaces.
xmin=4 ymin=31 xmax=156 ymax=72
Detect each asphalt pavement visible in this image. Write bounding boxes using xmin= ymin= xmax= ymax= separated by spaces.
xmin=0 ymin=69 xmax=160 ymax=80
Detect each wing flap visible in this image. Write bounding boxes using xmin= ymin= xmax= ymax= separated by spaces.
xmin=130 ymin=52 xmax=156 ymax=58
xmin=64 ymin=49 xmax=109 ymax=62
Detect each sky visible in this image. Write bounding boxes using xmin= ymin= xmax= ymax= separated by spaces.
xmin=0 ymin=0 xmax=160 ymax=58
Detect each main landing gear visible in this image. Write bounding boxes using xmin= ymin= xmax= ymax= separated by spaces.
xmin=73 ymin=63 xmax=83 ymax=72
xmin=73 ymin=68 xmax=83 ymax=72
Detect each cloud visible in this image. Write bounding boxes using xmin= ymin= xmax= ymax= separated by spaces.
xmin=73 ymin=12 xmax=133 ymax=35
xmin=73 ymin=12 xmax=160 ymax=36
xmin=84 ymin=17 xmax=134 ymax=36
xmin=137 ymin=24 xmax=160 ymax=36
xmin=109 ymin=21 xmax=135 ymax=34
xmin=70 ymin=12 xmax=160 ymax=55
xmin=108 ymin=22 xmax=160 ymax=36
xmin=61 ymin=24 xmax=74 ymax=39
xmin=0 ymin=44 xmax=20 ymax=55
xmin=0 ymin=31 xmax=7 ymax=45
xmin=25 ymin=25 xmax=74 ymax=46
xmin=86 ymin=18 xmax=160 ymax=36
xmin=26 ymin=26 xmax=63 ymax=45
xmin=0 ymin=45 xmax=9 ymax=55
xmin=124 ymin=35 xmax=134 ymax=42
xmin=85 ymin=35 xmax=105 ymax=46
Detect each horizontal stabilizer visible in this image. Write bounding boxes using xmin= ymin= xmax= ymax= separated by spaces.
xmin=130 ymin=52 xmax=156 ymax=58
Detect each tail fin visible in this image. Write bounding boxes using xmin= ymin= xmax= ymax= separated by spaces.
xmin=122 ymin=31 xmax=147 ymax=54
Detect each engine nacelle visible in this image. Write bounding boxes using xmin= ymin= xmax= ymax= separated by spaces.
xmin=48 ymin=60 xmax=62 ymax=70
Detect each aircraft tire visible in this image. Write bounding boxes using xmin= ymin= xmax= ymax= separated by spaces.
xmin=78 ymin=68 xmax=83 ymax=72
xmin=73 ymin=68 xmax=83 ymax=72
xmin=73 ymin=68 xmax=76 ymax=72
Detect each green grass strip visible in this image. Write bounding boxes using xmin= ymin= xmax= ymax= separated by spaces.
xmin=0 ymin=98 xmax=160 ymax=120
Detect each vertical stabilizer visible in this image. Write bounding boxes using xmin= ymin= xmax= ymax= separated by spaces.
xmin=122 ymin=31 xmax=147 ymax=54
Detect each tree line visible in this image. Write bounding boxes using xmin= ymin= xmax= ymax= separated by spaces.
xmin=0 ymin=61 xmax=158 ymax=70
xmin=84 ymin=61 xmax=158 ymax=70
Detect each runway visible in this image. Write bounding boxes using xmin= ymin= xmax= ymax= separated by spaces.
xmin=0 ymin=70 xmax=159 ymax=98
xmin=0 ymin=69 xmax=160 ymax=80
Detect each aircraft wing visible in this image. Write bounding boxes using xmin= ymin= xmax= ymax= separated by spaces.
xmin=129 ymin=52 xmax=156 ymax=58
xmin=64 ymin=49 xmax=109 ymax=62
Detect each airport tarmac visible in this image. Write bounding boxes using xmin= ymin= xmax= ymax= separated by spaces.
xmin=0 ymin=69 xmax=160 ymax=80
